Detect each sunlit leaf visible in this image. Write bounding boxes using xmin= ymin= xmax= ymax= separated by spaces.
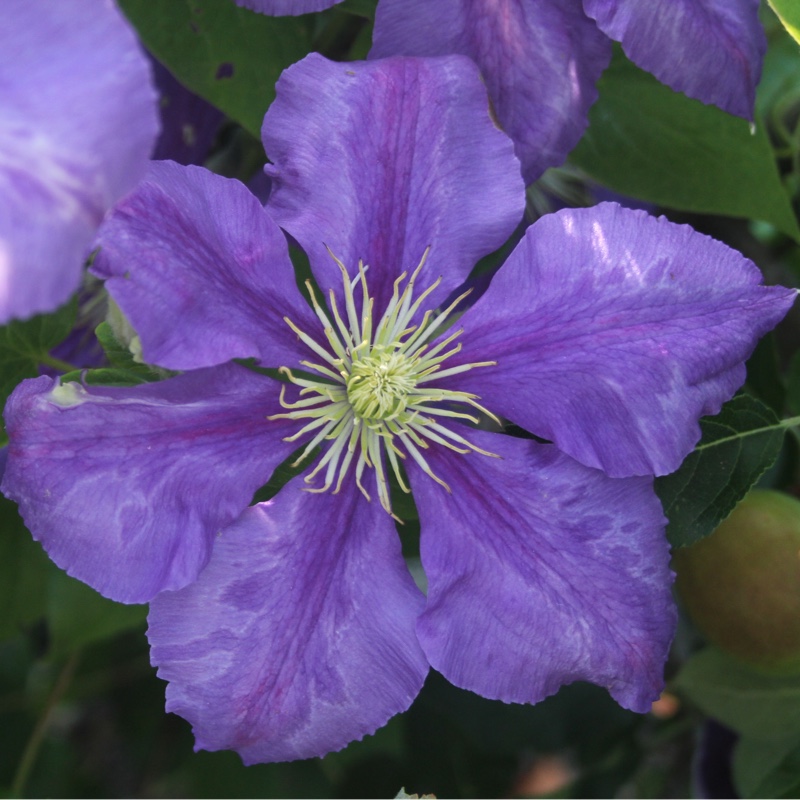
xmin=769 ymin=0 xmax=800 ymax=45
xmin=571 ymin=50 xmax=800 ymax=241
xmin=118 ymin=0 xmax=314 ymax=139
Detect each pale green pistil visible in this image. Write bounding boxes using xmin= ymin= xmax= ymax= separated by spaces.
xmin=346 ymin=347 xmax=415 ymax=420
xmin=270 ymin=248 xmax=498 ymax=518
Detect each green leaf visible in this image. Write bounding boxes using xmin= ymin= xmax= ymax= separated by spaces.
xmin=570 ymin=49 xmax=800 ymax=241
xmin=769 ymin=0 xmax=800 ymax=45
xmin=59 ymin=368 xmax=154 ymax=388
xmin=758 ymin=30 xmax=800 ymax=120
xmin=335 ymin=0 xmax=377 ymax=18
xmin=0 ymin=495 xmax=53 ymax=639
xmin=1 ymin=297 xmax=78 ymax=357
xmin=95 ymin=321 xmax=140 ymax=370
xmin=118 ymin=0 xmax=314 ymax=139
xmin=0 ymin=297 xmax=78 ymax=403
xmin=786 ymin=350 xmax=800 ymax=416
xmin=0 ymin=488 xmax=146 ymax=653
xmin=734 ymin=734 xmax=800 ymax=798
xmin=62 ymin=322 xmax=166 ymax=387
xmin=674 ymin=646 xmax=800 ymax=738
xmin=655 ymin=395 xmax=786 ymax=548
xmin=250 ymin=444 xmax=317 ymax=505
xmin=745 ymin=332 xmax=786 ymax=416
xmin=46 ymin=569 xmax=147 ymax=658
xmin=0 ymin=298 xmax=79 ymax=445
xmin=182 ymin=752 xmax=334 ymax=799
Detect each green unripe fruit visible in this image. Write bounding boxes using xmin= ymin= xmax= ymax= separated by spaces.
xmin=673 ymin=489 xmax=800 ymax=674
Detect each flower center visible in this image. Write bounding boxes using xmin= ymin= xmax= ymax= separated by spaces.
xmin=270 ymin=248 xmax=498 ymax=517
xmin=346 ymin=346 xmax=415 ymax=420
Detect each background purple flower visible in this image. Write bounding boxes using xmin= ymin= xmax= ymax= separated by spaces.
xmin=234 ymin=0 xmax=344 ymax=14
xmin=231 ymin=0 xmax=766 ymax=185
xmin=151 ymin=57 xmax=225 ymax=167
xmin=2 ymin=53 xmax=793 ymax=764
xmin=0 ymin=0 xmax=159 ymax=323
xmin=369 ymin=0 xmax=765 ymax=184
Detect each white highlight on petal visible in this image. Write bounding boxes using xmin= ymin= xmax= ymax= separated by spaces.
xmin=0 ymin=239 xmax=10 ymax=310
xmin=591 ymin=219 xmax=609 ymax=263
xmin=622 ymin=246 xmax=644 ymax=284
xmin=0 ymin=118 xmax=106 ymax=228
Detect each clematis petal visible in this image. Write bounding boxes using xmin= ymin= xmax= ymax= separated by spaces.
xmin=151 ymin=59 xmax=225 ymax=166
xmin=583 ymin=0 xmax=765 ymax=120
xmin=445 ymin=203 xmax=796 ymax=478
xmin=0 ymin=0 xmax=158 ymax=323
xmin=409 ymin=429 xmax=675 ymax=713
xmin=370 ymin=0 xmax=612 ymax=185
xmin=148 ymin=481 xmax=428 ymax=763
xmin=263 ymin=53 xmax=524 ymax=313
xmin=1 ymin=364 xmax=296 ymax=604
xmin=234 ymin=0 xmax=342 ymax=14
xmin=93 ymin=161 xmax=318 ymax=371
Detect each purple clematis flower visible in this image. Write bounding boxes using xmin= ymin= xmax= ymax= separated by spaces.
xmin=370 ymin=0 xmax=766 ymax=183
xmin=238 ymin=0 xmax=765 ymax=185
xmin=2 ymin=53 xmax=794 ymax=763
xmin=0 ymin=0 xmax=159 ymax=323
xmin=235 ymin=0 xmax=344 ymax=13
xmin=151 ymin=57 xmax=225 ymax=167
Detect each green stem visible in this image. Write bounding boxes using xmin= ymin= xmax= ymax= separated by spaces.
xmin=11 ymin=652 xmax=80 ymax=798
xmin=38 ymin=353 xmax=81 ymax=374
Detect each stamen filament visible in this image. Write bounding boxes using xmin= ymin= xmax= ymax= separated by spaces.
xmin=274 ymin=387 xmax=332 ymax=410
xmin=274 ymin=247 xmax=499 ymax=516
xmin=328 ymin=290 xmax=356 ymax=353
xmin=421 ymin=419 xmax=500 ymax=457
xmin=303 ymin=415 xmax=354 ymax=490
xmin=397 ymin=431 xmax=451 ymax=492
xmin=415 ymin=328 xmax=463 ymax=362
xmin=333 ymin=423 xmax=362 ymax=495
xmin=285 ymin=414 xmax=339 ymax=447
xmin=328 ymin=246 xmax=363 ymax=341
xmin=406 ymin=404 xmax=479 ymax=423
xmin=385 ymin=444 xmax=410 ymax=493
xmin=409 ymin=421 xmax=471 ymax=453
xmin=283 ymin=317 xmax=339 ymax=367
xmin=299 ymin=360 xmax=345 ymax=383
xmin=402 ymin=289 xmax=472 ymax=355
xmin=416 ymin=360 xmax=496 ymax=382
xmin=305 ymin=280 xmax=337 ymax=336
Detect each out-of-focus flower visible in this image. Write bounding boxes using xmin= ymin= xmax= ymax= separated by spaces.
xmin=370 ymin=0 xmax=766 ymax=184
xmin=234 ymin=0 xmax=344 ymax=14
xmin=239 ymin=0 xmax=765 ymax=185
xmin=694 ymin=720 xmax=740 ymax=799
xmin=2 ymin=54 xmax=793 ymax=763
xmin=151 ymin=58 xmax=225 ymax=167
xmin=0 ymin=0 xmax=159 ymax=323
